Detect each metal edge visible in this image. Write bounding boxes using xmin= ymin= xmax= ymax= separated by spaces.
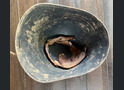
xmin=15 ymin=3 xmax=110 ymax=83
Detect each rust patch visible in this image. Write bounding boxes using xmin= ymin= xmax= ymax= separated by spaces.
xmin=45 ymin=36 xmax=87 ymax=69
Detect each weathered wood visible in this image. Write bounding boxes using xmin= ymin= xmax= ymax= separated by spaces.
xmin=59 ymin=0 xmax=71 ymax=6
xmin=10 ymin=0 xmax=18 ymax=53
xmin=10 ymin=0 xmax=25 ymax=90
xmin=19 ymin=0 xmax=37 ymax=18
xmin=25 ymin=75 xmax=50 ymax=90
xmin=103 ymin=0 xmax=113 ymax=90
xmin=102 ymin=61 xmax=109 ymax=90
xmin=48 ymin=0 xmax=59 ymax=4
xmin=38 ymin=0 xmax=48 ymax=3
xmin=10 ymin=55 xmax=25 ymax=90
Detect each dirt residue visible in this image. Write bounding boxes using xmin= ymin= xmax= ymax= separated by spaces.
xmin=29 ymin=63 xmax=34 ymax=67
xmin=31 ymin=16 xmax=49 ymax=32
xmin=87 ymin=22 xmax=95 ymax=31
xmin=79 ymin=23 xmax=85 ymax=28
xmin=25 ymin=16 xmax=50 ymax=47
xmin=61 ymin=75 xmax=65 ymax=79
xmin=70 ymin=71 xmax=73 ymax=74
xmin=52 ymin=19 xmax=57 ymax=25
xmin=25 ymin=57 xmax=40 ymax=73
xmin=26 ymin=30 xmax=33 ymax=35
xmin=43 ymin=74 xmax=49 ymax=79
xmin=26 ymin=30 xmax=33 ymax=44
xmin=41 ymin=36 xmax=47 ymax=47
xmin=63 ymin=12 xmax=70 ymax=19
xmin=94 ymin=61 xmax=100 ymax=65
xmin=32 ymin=69 xmax=40 ymax=73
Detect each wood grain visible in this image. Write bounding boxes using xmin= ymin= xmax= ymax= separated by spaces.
xmin=38 ymin=0 xmax=48 ymax=3
xmin=10 ymin=0 xmax=25 ymax=90
xmin=10 ymin=0 xmax=113 ymax=90
xmin=103 ymin=0 xmax=113 ymax=90
xmin=65 ymin=75 xmax=87 ymax=90
xmin=19 ymin=0 xmax=37 ymax=18
xmin=48 ymin=0 xmax=59 ymax=4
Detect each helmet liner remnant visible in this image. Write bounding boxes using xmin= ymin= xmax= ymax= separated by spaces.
xmin=45 ymin=36 xmax=87 ymax=69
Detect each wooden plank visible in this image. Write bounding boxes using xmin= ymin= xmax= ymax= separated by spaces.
xmin=48 ymin=0 xmax=59 ymax=4
xmin=102 ymin=0 xmax=113 ymax=90
xmin=38 ymin=0 xmax=48 ymax=3
xmin=25 ymin=73 xmax=66 ymax=90
xmin=59 ymin=0 xmax=71 ymax=6
xmin=93 ymin=1 xmax=109 ymax=90
xmin=102 ymin=61 xmax=109 ymax=90
xmin=10 ymin=0 xmax=18 ymax=53
xmin=19 ymin=0 xmax=37 ymax=18
xmin=10 ymin=55 xmax=25 ymax=90
xmin=65 ymin=75 xmax=87 ymax=90
xmin=10 ymin=0 xmax=25 ymax=90
xmin=48 ymin=80 xmax=66 ymax=90
xmin=25 ymin=75 xmax=51 ymax=90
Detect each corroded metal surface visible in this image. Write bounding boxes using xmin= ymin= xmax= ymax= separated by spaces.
xmin=15 ymin=3 xmax=109 ymax=83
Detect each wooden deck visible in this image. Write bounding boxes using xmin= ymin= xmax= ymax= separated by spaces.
xmin=10 ymin=0 xmax=113 ymax=90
